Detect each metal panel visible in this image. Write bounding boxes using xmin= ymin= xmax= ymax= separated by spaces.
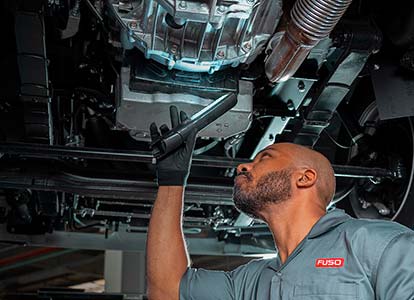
xmin=107 ymin=0 xmax=282 ymax=73
xmin=116 ymin=67 xmax=253 ymax=140
xmin=372 ymin=61 xmax=414 ymax=120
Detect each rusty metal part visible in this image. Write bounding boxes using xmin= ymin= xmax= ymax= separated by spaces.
xmin=265 ymin=0 xmax=353 ymax=82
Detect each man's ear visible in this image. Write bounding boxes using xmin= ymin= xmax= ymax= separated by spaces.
xmin=296 ymin=169 xmax=317 ymax=188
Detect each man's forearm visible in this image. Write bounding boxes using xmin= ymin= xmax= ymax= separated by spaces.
xmin=146 ymin=186 xmax=190 ymax=300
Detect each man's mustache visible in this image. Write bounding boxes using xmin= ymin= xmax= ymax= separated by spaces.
xmin=236 ymin=171 xmax=253 ymax=181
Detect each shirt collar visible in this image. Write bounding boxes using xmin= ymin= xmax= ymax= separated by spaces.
xmin=266 ymin=209 xmax=351 ymax=272
xmin=307 ymin=208 xmax=352 ymax=239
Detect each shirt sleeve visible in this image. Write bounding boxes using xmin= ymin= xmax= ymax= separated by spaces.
xmin=179 ymin=259 xmax=267 ymax=300
xmin=375 ymin=231 xmax=414 ymax=299
xmin=179 ymin=268 xmax=235 ymax=300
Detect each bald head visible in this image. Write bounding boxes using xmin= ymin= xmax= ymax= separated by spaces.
xmin=266 ymin=143 xmax=336 ymax=206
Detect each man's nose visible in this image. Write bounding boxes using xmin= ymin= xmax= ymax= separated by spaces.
xmin=236 ymin=163 xmax=252 ymax=175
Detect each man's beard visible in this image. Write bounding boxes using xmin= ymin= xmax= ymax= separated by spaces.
xmin=233 ymin=169 xmax=292 ymax=219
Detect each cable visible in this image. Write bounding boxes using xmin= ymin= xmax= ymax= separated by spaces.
xmin=334 ymin=111 xmax=358 ymax=146
xmin=322 ymin=130 xmax=353 ymax=149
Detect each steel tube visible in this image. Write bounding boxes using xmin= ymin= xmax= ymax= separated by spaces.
xmin=0 ymin=142 xmax=396 ymax=178
xmin=0 ymin=142 xmax=248 ymax=168
xmin=265 ymin=0 xmax=353 ymax=82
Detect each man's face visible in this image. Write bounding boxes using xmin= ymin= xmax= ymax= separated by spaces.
xmin=233 ymin=146 xmax=293 ymax=219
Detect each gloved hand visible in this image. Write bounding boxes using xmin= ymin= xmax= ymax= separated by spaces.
xmin=150 ymin=106 xmax=198 ymax=186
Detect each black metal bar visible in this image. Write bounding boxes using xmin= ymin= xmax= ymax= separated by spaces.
xmin=0 ymin=169 xmax=235 ymax=203
xmin=0 ymin=142 xmax=396 ymax=178
xmin=0 ymin=142 xmax=248 ymax=168
xmin=333 ymin=165 xmax=395 ymax=179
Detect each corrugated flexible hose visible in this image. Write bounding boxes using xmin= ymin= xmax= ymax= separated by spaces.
xmin=265 ymin=0 xmax=353 ymax=82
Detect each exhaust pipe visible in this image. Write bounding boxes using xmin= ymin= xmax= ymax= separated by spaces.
xmin=265 ymin=0 xmax=353 ymax=83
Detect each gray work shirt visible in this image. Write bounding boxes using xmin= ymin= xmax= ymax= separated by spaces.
xmin=180 ymin=209 xmax=414 ymax=299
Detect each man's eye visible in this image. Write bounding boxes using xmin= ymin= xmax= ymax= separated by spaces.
xmin=261 ymin=154 xmax=270 ymax=159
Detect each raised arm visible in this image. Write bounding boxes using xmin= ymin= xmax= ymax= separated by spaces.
xmin=146 ymin=108 xmax=197 ymax=300
xmin=146 ymin=186 xmax=189 ymax=300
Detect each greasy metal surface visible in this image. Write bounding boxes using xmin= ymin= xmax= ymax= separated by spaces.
xmin=254 ymin=77 xmax=317 ymax=151
xmin=292 ymin=51 xmax=370 ymax=146
xmin=107 ymin=0 xmax=282 ymax=73
xmin=116 ymin=67 xmax=253 ymax=140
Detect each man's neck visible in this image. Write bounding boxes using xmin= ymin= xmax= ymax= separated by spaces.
xmin=263 ymin=202 xmax=326 ymax=264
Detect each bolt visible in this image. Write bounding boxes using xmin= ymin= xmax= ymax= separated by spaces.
xmin=298 ymin=80 xmax=306 ymax=92
xmin=378 ymin=209 xmax=387 ymax=215
xmin=373 ymin=64 xmax=380 ymax=71
xmin=287 ymin=99 xmax=295 ymax=111
xmin=179 ymin=1 xmax=187 ymax=9
xmin=361 ymin=200 xmax=370 ymax=209
xmin=269 ymin=134 xmax=274 ymax=141
xmin=243 ymin=42 xmax=252 ymax=50
xmin=128 ymin=21 xmax=138 ymax=30
xmin=167 ymin=60 xmax=176 ymax=70
xmin=170 ymin=44 xmax=178 ymax=54
xmin=218 ymin=5 xmax=226 ymax=13
xmin=216 ymin=50 xmax=225 ymax=59
xmin=369 ymin=152 xmax=378 ymax=160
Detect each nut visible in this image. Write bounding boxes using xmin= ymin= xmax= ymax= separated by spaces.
xmin=128 ymin=21 xmax=138 ymax=30
xmin=297 ymin=80 xmax=306 ymax=92
xmin=243 ymin=42 xmax=252 ymax=50
xmin=179 ymin=1 xmax=187 ymax=9
xmin=170 ymin=44 xmax=178 ymax=54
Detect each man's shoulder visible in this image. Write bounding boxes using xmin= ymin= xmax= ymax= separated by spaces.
xmin=339 ymin=215 xmax=413 ymax=246
xmin=341 ymin=216 xmax=411 ymax=234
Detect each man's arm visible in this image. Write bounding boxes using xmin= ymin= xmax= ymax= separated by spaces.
xmin=146 ymin=186 xmax=189 ymax=300
xmin=146 ymin=108 xmax=197 ymax=300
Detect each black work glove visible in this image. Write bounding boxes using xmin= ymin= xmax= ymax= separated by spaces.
xmin=150 ymin=106 xmax=198 ymax=186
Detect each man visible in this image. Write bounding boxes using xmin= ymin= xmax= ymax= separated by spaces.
xmin=146 ymin=109 xmax=414 ymax=300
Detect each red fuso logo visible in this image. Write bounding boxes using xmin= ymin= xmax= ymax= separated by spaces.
xmin=315 ymin=258 xmax=344 ymax=268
